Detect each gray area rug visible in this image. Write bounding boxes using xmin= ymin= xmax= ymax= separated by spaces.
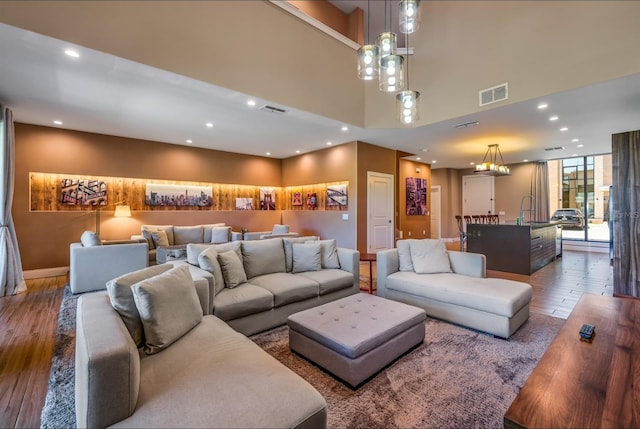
xmin=41 ymin=287 xmax=564 ymax=429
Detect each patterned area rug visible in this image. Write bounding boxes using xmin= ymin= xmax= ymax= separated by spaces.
xmin=41 ymin=287 xmax=564 ymax=429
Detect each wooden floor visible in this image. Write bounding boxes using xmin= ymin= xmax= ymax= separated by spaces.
xmin=1 ymin=249 xmax=613 ymax=428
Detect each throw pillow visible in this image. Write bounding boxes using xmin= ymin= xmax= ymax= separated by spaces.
xmin=397 ymin=239 xmax=415 ymax=272
xmin=292 ymin=243 xmax=322 ymax=273
xmin=197 ymin=246 xmax=224 ymax=296
xmin=141 ymin=229 xmax=155 ymax=250
xmin=211 ymin=226 xmax=231 ymax=244
xmin=132 ymin=265 xmax=203 ymax=355
xmin=202 ymin=223 xmax=226 ymax=243
xmin=409 ymin=239 xmax=452 ymax=274
xmin=217 ymin=250 xmax=247 ymax=288
xmin=106 ymin=264 xmax=174 ymax=347
xmin=80 ymin=230 xmax=101 ymax=247
xmin=151 ymin=230 xmax=170 ymax=248
xmin=307 ymin=239 xmax=340 ymax=269
xmin=283 ymin=236 xmax=319 ymax=272
xmin=241 ymin=238 xmax=286 ymax=279
xmin=272 ymin=224 xmax=290 ymax=235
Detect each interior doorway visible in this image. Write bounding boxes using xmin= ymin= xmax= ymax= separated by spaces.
xmin=367 ymin=171 xmax=394 ymax=253
xmin=430 ymin=185 xmax=441 ymax=238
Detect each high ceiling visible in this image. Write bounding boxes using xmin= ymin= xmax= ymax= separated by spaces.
xmin=0 ymin=8 xmax=639 ymax=169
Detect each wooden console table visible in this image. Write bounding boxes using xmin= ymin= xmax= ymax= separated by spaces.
xmin=504 ymin=293 xmax=640 ymax=429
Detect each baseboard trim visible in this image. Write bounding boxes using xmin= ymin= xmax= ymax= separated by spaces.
xmin=23 ymin=266 xmax=69 ymax=280
xmin=562 ymin=241 xmax=609 ymax=254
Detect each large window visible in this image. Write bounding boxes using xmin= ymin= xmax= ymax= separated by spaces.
xmin=549 ymin=154 xmax=611 ymax=241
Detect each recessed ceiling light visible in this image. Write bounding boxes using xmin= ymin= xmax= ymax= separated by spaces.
xmin=432 ymin=160 xmax=437 ymax=164
xmin=523 ymin=159 xmax=529 ymax=162
xmin=205 ymin=122 xmax=213 ymax=128
xmin=560 ymin=127 xmax=568 ymax=132
xmin=572 ymin=154 xmax=578 ymax=157
xmin=549 ymin=115 xmax=559 ymax=121
xmin=326 ymin=142 xmax=333 ymax=146
xmin=247 ymin=100 xmax=256 ymax=107
xmin=53 ymin=120 xmax=63 ymax=125
xmin=295 ymin=150 xmax=301 ymax=154
xmin=265 ymin=152 xmax=271 ymax=156
xmin=572 ymin=138 xmax=580 ymax=142
xmin=470 ymin=162 xmax=475 ymax=165
xmin=64 ymin=49 xmax=79 ymax=58
xmin=341 ymin=126 xmax=348 ymax=132
xmin=537 ymin=103 xmax=548 ymax=110
xmin=577 ymin=144 xmax=584 ymax=148
xmin=416 ymin=157 xmax=421 ymax=161
xmin=186 ymin=139 xmax=192 ymax=144
xmin=422 ymin=148 xmax=428 ymax=152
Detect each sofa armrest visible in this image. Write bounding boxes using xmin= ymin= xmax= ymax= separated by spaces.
xmin=337 ymin=248 xmax=360 ymax=287
xmin=448 ymin=250 xmax=486 ymax=278
xmin=259 ymin=232 xmax=300 ymax=239
xmin=76 ymin=292 xmax=140 ymax=429
xmin=230 ymin=231 xmax=243 ymax=241
xmin=376 ymin=249 xmax=399 ymax=298
xmin=103 ymin=238 xmax=147 ymax=245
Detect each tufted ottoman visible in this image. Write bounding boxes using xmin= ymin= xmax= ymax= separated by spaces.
xmin=287 ymin=293 xmax=426 ymax=387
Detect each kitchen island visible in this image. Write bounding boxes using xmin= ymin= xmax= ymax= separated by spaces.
xmin=467 ymin=221 xmax=561 ymax=275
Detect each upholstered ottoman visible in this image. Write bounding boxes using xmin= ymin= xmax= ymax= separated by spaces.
xmin=288 ymin=293 xmax=426 ymax=387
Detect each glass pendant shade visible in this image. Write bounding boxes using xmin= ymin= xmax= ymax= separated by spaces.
xmin=357 ymin=44 xmax=379 ymax=80
xmin=376 ymin=32 xmax=397 ymax=59
xmin=396 ymin=90 xmax=420 ymax=124
xmin=399 ymin=0 xmax=421 ymax=33
xmin=379 ymin=55 xmax=404 ymax=92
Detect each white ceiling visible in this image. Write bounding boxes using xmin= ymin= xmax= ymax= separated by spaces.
xmin=0 ymin=21 xmax=639 ymax=169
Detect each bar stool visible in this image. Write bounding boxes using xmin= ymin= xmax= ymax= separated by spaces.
xmin=463 ymin=215 xmax=472 ymax=225
xmin=471 ymin=215 xmax=481 ymax=224
xmin=455 ymin=215 xmax=467 ymax=251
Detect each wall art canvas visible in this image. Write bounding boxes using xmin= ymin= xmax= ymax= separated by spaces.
xmin=406 ymin=177 xmax=427 ymax=215
xmin=145 ymin=183 xmax=212 ymax=207
xmin=326 ymin=184 xmax=347 ymax=207
xmin=260 ymin=187 xmax=276 ymax=210
xmin=61 ymin=178 xmax=107 ymax=206
xmin=235 ymin=197 xmax=254 ymax=210
xmin=306 ymin=193 xmax=318 ymax=210
xmin=291 ymin=187 xmax=303 ymax=206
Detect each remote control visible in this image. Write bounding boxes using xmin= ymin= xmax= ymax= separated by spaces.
xmin=579 ymin=323 xmax=595 ymax=341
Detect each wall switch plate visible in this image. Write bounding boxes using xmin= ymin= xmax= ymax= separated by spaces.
xmin=408 ymin=231 xmax=411 ymax=237
xmin=342 ymin=213 xmax=348 ymax=220
xmin=499 ymin=211 xmax=506 ymax=215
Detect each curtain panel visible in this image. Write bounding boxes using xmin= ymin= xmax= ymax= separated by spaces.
xmin=0 ymin=105 xmax=26 ymax=296
xmin=531 ymin=161 xmax=550 ymax=222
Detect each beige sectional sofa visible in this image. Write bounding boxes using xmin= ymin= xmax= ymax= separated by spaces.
xmin=376 ymin=239 xmax=532 ymax=339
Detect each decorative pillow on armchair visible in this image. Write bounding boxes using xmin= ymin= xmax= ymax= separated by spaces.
xmin=409 ymin=239 xmax=452 ymax=274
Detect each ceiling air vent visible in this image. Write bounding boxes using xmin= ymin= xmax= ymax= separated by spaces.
xmin=260 ymin=105 xmax=287 ymax=114
xmin=479 ymin=83 xmax=508 ymax=107
xmin=544 ymin=146 xmax=565 ymax=151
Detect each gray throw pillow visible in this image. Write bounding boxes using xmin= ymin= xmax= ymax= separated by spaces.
xmin=197 ymin=246 xmax=225 ymax=296
xmin=151 ymin=230 xmax=170 ymax=248
xmin=397 ymin=239 xmax=415 ymax=272
xmin=241 ymin=238 xmax=286 ymax=279
xmin=292 ymin=243 xmax=322 ymax=273
xmin=211 ymin=226 xmax=231 ymax=244
xmin=132 ymin=265 xmax=203 ymax=355
xmin=217 ymin=250 xmax=247 ymax=288
xmin=272 ymin=224 xmax=290 ymax=234
xmin=283 ymin=236 xmax=319 ymax=272
xmin=106 ymin=264 xmax=174 ymax=347
xmin=141 ymin=229 xmax=155 ymax=250
xmin=80 ymin=230 xmax=101 ymax=247
xmin=307 ymin=239 xmax=340 ymax=269
xmin=409 ymin=239 xmax=452 ymax=274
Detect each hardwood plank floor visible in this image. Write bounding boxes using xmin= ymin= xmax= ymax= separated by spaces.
xmin=2 ymin=249 xmax=613 ymax=428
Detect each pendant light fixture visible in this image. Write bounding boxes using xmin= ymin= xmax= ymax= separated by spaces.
xmin=357 ymin=0 xmax=379 ymax=80
xmin=399 ymin=0 xmax=421 ymax=34
xmin=377 ymin=0 xmax=403 ymax=92
xmin=396 ymin=12 xmax=419 ymax=124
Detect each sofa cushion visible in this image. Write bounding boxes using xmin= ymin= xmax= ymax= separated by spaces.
xmin=218 ymin=250 xmax=247 ymax=288
xmin=295 ymin=269 xmax=354 ymax=295
xmin=132 ymin=266 xmax=203 ymax=354
xmin=410 ymin=239 xmax=452 ymax=274
xmin=213 ymin=283 xmax=274 ymax=320
xmin=249 ymin=273 xmax=319 ymax=307
xmin=385 ymin=271 xmax=532 ymax=318
xmin=142 ymin=225 xmax=174 ymax=246
xmin=80 ymin=230 xmax=101 ymax=247
xmin=312 ymin=239 xmax=340 ymax=269
xmin=211 ymin=226 xmax=232 ymax=244
xmin=272 ymin=224 xmax=290 ymax=234
xmin=283 ymin=236 xmax=319 ymax=272
xmin=397 ymin=239 xmax=415 ymax=272
xmin=106 ymin=264 xmax=174 ymax=347
xmin=292 ymin=243 xmax=322 ymax=273
xmin=202 ymin=223 xmax=227 ymax=243
xmin=174 ymin=226 xmax=204 ymax=245
xmin=150 ymin=230 xmax=170 ymax=248
xmin=194 ymin=242 xmax=242 ymax=294
xmin=241 ymin=238 xmax=286 ymax=279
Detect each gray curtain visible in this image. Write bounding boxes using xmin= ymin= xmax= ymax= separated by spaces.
xmin=0 ymin=106 xmax=26 ymax=296
xmin=531 ymin=161 xmax=550 ymax=222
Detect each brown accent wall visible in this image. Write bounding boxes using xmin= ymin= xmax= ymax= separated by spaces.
xmin=14 ymin=123 xmax=282 ymax=270
xmin=398 ymin=159 xmax=431 ymax=240
xmin=288 ymin=1 xmax=363 ymax=44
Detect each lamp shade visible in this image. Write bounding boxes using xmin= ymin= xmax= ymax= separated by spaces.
xmin=396 ymin=90 xmax=420 ymax=124
xmin=379 ymin=55 xmax=404 ymax=92
xmin=376 ymin=32 xmax=397 ymax=59
xmin=357 ymin=44 xmax=379 ymax=80
xmin=399 ymin=0 xmax=421 ymax=33
xmin=113 ymin=205 xmax=131 ymax=217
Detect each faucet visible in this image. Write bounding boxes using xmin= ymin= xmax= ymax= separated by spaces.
xmin=520 ymin=195 xmax=535 ymax=224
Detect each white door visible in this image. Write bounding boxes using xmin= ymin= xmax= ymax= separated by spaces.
xmin=430 ymin=185 xmax=441 ymax=238
xmin=367 ymin=172 xmax=394 ymax=253
xmin=462 ymin=175 xmax=495 ymax=216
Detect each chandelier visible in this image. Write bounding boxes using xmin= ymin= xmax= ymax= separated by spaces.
xmin=474 ymin=144 xmax=511 ymax=176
